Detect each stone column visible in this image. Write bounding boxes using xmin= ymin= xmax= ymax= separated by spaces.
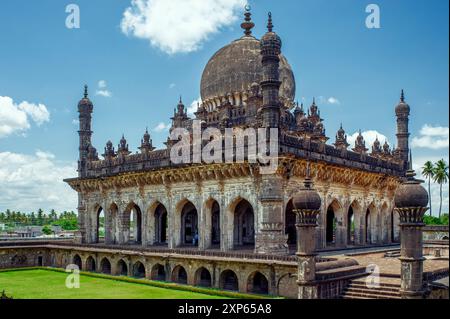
xmin=393 ymin=155 xmax=429 ymax=299
xmin=395 ymin=207 xmax=428 ymax=299
xmin=255 ymin=175 xmax=288 ymax=255
xmin=295 ymin=209 xmax=320 ymax=299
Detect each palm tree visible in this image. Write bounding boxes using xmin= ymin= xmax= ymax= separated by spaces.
xmin=433 ymin=159 xmax=449 ymax=218
xmin=422 ymin=161 xmax=434 ymax=216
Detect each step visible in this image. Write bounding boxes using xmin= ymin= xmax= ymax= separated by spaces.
xmin=342 ymin=291 xmax=401 ymax=299
xmin=348 ymin=283 xmax=400 ymax=293
xmin=352 ymin=280 xmax=400 ymax=289
xmin=344 ymin=287 xmax=400 ymax=297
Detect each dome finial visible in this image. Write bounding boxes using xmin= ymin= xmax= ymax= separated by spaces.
xmin=304 ymin=161 xmax=313 ymax=189
xmin=241 ymin=5 xmax=255 ymax=36
xmin=84 ymin=85 xmax=88 ymax=99
xmin=267 ymin=12 xmax=273 ymax=32
xmin=401 ymin=89 xmax=405 ymax=102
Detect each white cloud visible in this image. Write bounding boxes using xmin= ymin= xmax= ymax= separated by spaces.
xmin=153 ymin=122 xmax=170 ymax=132
xmin=347 ymin=130 xmax=389 ymax=149
xmin=95 ymin=80 xmax=112 ymax=97
xmin=317 ymin=96 xmax=340 ymax=106
xmin=120 ymin=0 xmax=247 ymax=54
xmin=0 ymin=151 xmax=77 ymax=213
xmin=327 ymin=97 xmax=340 ymax=105
xmin=187 ymin=97 xmax=202 ymax=116
xmin=169 ymin=83 xmax=176 ymax=89
xmin=0 ymin=96 xmax=50 ymax=138
xmin=98 ymin=80 xmax=107 ymax=89
xmin=411 ymin=124 xmax=449 ymax=150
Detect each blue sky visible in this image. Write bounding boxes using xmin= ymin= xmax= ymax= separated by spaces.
xmin=0 ymin=0 xmax=448 ymax=214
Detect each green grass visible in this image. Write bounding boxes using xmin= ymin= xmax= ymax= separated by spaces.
xmin=0 ymin=268 xmax=228 ymax=299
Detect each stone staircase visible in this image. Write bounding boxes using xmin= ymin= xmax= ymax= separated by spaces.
xmin=340 ymin=277 xmax=401 ymax=299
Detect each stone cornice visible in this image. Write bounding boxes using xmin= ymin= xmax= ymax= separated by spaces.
xmin=65 ymin=157 xmax=401 ymax=194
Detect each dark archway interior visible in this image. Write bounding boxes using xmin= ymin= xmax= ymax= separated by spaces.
xmin=249 ymin=272 xmax=269 ymax=295
xmin=197 ymin=268 xmax=212 ymax=287
xmin=181 ymin=202 xmax=198 ymax=245
xmin=285 ymin=199 xmax=296 ymax=245
xmin=326 ymin=207 xmax=336 ymax=244
xmin=100 ymin=258 xmax=111 ymax=274
xmin=173 ymin=266 xmax=188 ymax=284
xmin=86 ymin=257 xmax=96 ymax=272
xmin=133 ymin=262 xmax=146 ymax=278
xmin=152 ymin=264 xmax=166 ymax=281
xmin=118 ymin=260 xmax=128 ymax=276
xmin=234 ymin=200 xmax=255 ymax=247
xmin=211 ymin=201 xmax=221 ymax=245
xmin=155 ymin=204 xmax=168 ymax=244
xmin=73 ymin=255 xmax=82 ymax=270
xmin=221 ymin=270 xmax=239 ymax=291
xmin=365 ymin=209 xmax=371 ymax=244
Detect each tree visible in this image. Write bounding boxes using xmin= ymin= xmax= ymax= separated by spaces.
xmin=433 ymin=159 xmax=449 ymax=218
xmin=37 ymin=209 xmax=44 ymax=226
xmin=42 ymin=225 xmax=53 ymax=236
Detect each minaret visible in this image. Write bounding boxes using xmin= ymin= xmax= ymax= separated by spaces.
xmin=395 ymin=90 xmax=410 ymax=165
xmin=260 ymin=12 xmax=282 ymax=128
xmin=78 ymin=85 xmax=94 ymax=177
xmin=394 ymin=151 xmax=429 ymax=299
xmin=292 ymin=163 xmax=322 ymax=299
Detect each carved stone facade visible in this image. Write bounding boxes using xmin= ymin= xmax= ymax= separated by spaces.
xmin=65 ymin=9 xmax=409 ymax=257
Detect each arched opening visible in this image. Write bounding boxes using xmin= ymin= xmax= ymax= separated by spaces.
xmin=73 ymin=254 xmax=82 ymax=270
xmin=326 ymin=206 xmax=336 ymax=245
xmin=172 ymin=265 xmax=188 ymax=284
xmin=133 ymin=261 xmax=146 ymax=278
xmin=106 ymin=203 xmax=119 ymax=244
xmin=100 ymin=258 xmax=111 ymax=274
xmin=233 ymin=199 xmax=255 ymax=248
xmin=211 ymin=201 xmax=221 ymax=246
xmin=85 ymin=256 xmax=96 ymax=272
xmin=247 ymin=271 xmax=269 ymax=295
xmin=347 ymin=206 xmax=355 ymax=245
xmin=95 ymin=206 xmax=104 ymax=243
xmin=195 ymin=267 xmax=212 ymax=287
xmin=151 ymin=264 xmax=166 ymax=281
xmin=365 ymin=208 xmax=372 ymax=244
xmin=154 ymin=203 xmax=168 ymax=244
xmin=220 ymin=270 xmax=239 ymax=291
xmin=181 ymin=202 xmax=198 ymax=246
xmin=285 ymin=199 xmax=296 ymax=246
xmin=391 ymin=210 xmax=400 ymax=243
xmin=117 ymin=259 xmax=128 ymax=276
xmin=124 ymin=203 xmax=143 ymax=244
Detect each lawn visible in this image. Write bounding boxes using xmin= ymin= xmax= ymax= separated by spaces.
xmin=0 ymin=269 xmax=228 ymax=299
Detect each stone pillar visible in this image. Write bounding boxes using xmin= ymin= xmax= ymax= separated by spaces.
xmin=255 ymin=175 xmax=288 ymax=255
xmin=394 ymin=156 xmax=429 ymax=299
xmin=295 ymin=209 xmax=320 ymax=299
xmin=396 ymin=207 xmax=428 ymax=299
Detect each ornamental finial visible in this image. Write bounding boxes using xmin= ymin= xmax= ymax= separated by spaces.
xmin=400 ymin=89 xmax=405 ymax=102
xmin=267 ymin=12 xmax=273 ymax=32
xmin=241 ymin=5 xmax=255 ymax=36
xmin=84 ymin=85 xmax=88 ymax=99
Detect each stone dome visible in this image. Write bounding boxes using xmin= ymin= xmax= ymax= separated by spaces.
xmin=200 ymin=36 xmax=296 ymax=106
